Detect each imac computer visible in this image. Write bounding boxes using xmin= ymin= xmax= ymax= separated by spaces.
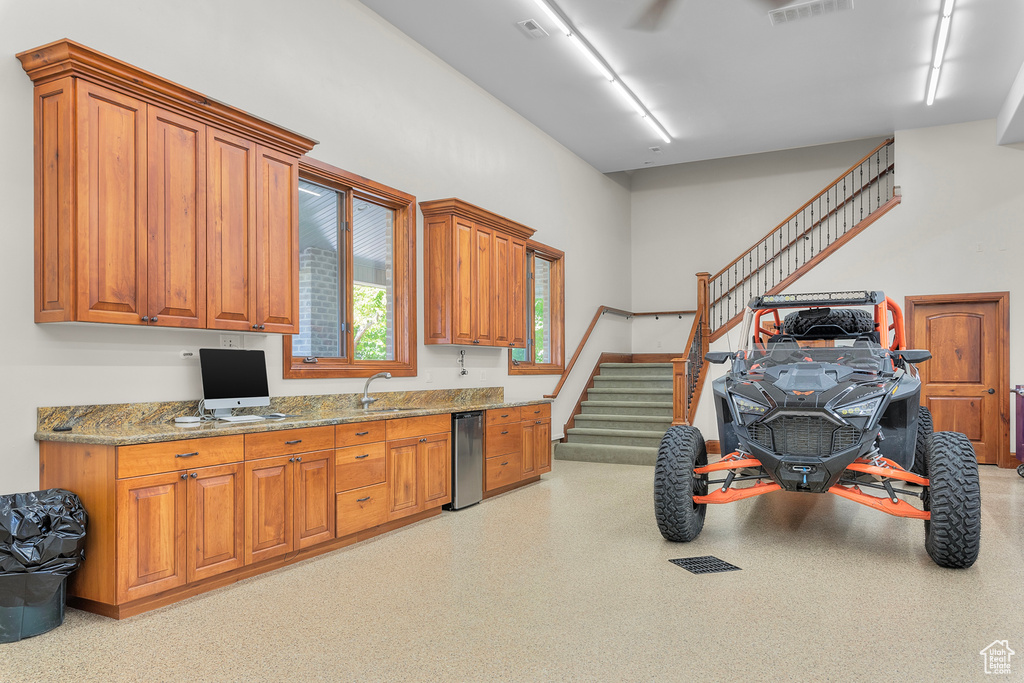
xmin=199 ymin=348 xmax=271 ymax=420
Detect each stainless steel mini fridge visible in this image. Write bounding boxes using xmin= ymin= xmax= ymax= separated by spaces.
xmin=446 ymin=411 xmax=483 ymax=510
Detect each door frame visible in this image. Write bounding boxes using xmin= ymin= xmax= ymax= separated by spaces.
xmin=905 ymin=291 xmax=1011 ymax=468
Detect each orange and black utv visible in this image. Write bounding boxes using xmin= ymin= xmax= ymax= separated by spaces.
xmin=654 ymin=290 xmax=980 ymax=568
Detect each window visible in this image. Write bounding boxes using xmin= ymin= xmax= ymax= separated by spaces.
xmin=509 ymin=241 xmax=564 ymax=374
xmin=283 ymin=157 xmax=416 ymax=378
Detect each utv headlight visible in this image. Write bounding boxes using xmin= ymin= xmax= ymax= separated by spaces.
xmin=835 ymin=397 xmax=882 ymax=418
xmin=732 ymin=395 xmax=769 ymax=417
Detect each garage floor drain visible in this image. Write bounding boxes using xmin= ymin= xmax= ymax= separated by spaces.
xmin=669 ymin=556 xmax=741 ymax=574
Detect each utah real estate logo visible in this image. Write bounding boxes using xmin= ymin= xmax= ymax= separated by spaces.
xmin=980 ymin=640 xmax=1015 ymax=675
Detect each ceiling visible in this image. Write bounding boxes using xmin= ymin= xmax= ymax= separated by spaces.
xmin=358 ymin=0 xmax=1024 ymax=173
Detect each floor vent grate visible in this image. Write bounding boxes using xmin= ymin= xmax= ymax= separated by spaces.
xmin=669 ymin=556 xmax=741 ymax=574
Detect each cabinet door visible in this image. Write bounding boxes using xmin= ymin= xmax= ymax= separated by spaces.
xmin=509 ymin=239 xmax=528 ymax=348
xmin=186 ymin=462 xmax=244 ymax=583
xmin=452 ymin=218 xmax=475 ymax=345
xmin=293 ymin=450 xmax=335 ymax=549
xmin=116 ymin=472 xmax=186 ymax=602
xmin=245 ymin=455 xmax=293 ymax=564
xmin=472 ymin=226 xmax=494 ymax=345
xmin=492 ymin=232 xmax=511 ymax=346
xmin=423 ymin=217 xmax=452 ymax=344
xmin=207 ymin=127 xmax=256 ymax=331
xmin=535 ymin=419 xmax=552 ymax=474
xmin=255 ymin=145 xmax=299 ymax=333
xmin=520 ymin=421 xmax=537 ymax=479
xmin=421 ymin=433 xmax=451 ymax=508
xmin=387 ymin=439 xmax=421 ymax=521
xmin=76 ymin=81 xmax=148 ymax=325
xmin=147 ymin=106 xmax=206 ymax=328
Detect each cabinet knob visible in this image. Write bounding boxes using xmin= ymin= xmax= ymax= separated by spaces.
xmin=141 ymin=316 xmax=149 ymax=322
xmin=151 ymin=316 xmax=158 ymax=323
xmin=289 ymin=457 xmax=295 ymax=462
xmin=509 ymin=343 xmax=515 ymax=347
xmin=472 ymin=340 xmax=481 ymax=344
xmin=252 ymin=324 xmax=259 ymax=330
xmin=180 ymin=473 xmax=187 ymax=480
xmin=536 ymin=420 xmax=543 ymax=424
xmin=420 ymin=438 xmax=427 ymax=443
xmin=190 ymin=472 xmax=198 ymax=478
xmin=295 ymin=456 xmax=302 ymax=462
xmin=259 ymin=324 xmax=266 ymax=330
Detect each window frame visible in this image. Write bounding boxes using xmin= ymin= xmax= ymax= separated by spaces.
xmin=508 ymin=239 xmax=564 ymax=375
xmin=283 ymin=155 xmax=416 ymax=378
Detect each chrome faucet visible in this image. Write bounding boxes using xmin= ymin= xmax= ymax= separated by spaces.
xmin=360 ymin=372 xmax=392 ymax=408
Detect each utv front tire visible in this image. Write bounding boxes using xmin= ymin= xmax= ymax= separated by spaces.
xmin=911 ymin=405 xmax=933 ymax=477
xmin=654 ymin=426 xmax=708 ymax=542
xmin=923 ymin=431 xmax=981 ymax=568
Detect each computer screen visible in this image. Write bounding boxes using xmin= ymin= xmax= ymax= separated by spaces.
xmin=198 ymin=348 xmax=270 ymax=416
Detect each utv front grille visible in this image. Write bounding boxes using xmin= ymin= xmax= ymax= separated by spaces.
xmin=751 ymin=415 xmax=861 ymax=456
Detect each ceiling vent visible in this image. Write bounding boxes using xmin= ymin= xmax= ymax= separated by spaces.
xmin=517 ymin=19 xmax=550 ymax=38
xmin=769 ymin=0 xmax=853 ymax=26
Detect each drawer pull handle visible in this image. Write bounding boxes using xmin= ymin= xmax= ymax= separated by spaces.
xmin=501 ymin=431 xmax=509 ymax=435
xmin=355 ymin=454 xmax=370 ymax=459
xmin=500 ymin=414 xmax=509 ymax=418
xmin=420 ymin=438 xmax=427 ymax=443
xmin=501 ymin=461 xmax=509 ymax=466
xmin=285 ymin=440 xmax=302 ymax=445
xmin=356 ymin=431 xmax=370 ymax=436
xmin=356 ymin=497 xmax=371 ymax=502
xmin=175 ymin=452 xmax=199 ymax=458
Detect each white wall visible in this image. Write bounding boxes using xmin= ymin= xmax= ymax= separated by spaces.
xmin=0 ymin=0 xmax=632 ymax=494
xmin=631 ymin=121 xmax=1022 ymax=448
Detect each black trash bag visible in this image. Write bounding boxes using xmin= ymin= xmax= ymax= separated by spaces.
xmin=0 ymin=489 xmax=87 ymax=605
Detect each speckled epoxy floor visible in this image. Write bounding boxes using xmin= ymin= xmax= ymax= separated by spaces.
xmin=3 ymin=460 xmax=1023 ymax=682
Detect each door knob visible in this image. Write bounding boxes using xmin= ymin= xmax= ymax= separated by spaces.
xmin=987 ymin=388 xmax=995 ymax=394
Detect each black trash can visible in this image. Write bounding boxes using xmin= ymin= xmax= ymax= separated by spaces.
xmin=0 ymin=489 xmax=87 ymax=643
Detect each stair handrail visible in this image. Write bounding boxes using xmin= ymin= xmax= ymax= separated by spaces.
xmin=706 ymin=138 xmax=897 ymax=338
xmin=545 ymin=306 xmax=696 ymax=400
xmin=708 ymin=138 xmax=894 ymax=286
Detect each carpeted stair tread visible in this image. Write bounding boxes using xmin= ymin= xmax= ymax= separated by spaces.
xmin=553 ymin=442 xmax=659 ymax=466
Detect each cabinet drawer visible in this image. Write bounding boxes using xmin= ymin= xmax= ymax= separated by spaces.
xmin=336 ymin=483 xmax=388 ymax=538
xmin=520 ymin=403 xmax=551 ymax=420
xmin=244 ymin=426 xmax=334 ymax=460
xmin=486 ymin=407 xmax=521 ymax=426
xmin=485 ymin=452 xmax=522 ymax=492
xmin=486 ymin=423 xmax=522 ymax=457
xmin=386 ymin=414 xmax=450 ymax=440
xmin=335 ymin=442 xmax=386 ymax=492
xmin=117 ymin=435 xmax=243 ymax=479
xmin=335 ymin=420 xmax=386 ymax=447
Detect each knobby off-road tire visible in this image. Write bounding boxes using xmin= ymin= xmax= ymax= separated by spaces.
xmin=782 ymin=308 xmax=875 ymax=338
xmin=654 ymin=426 xmax=708 ymax=542
xmin=910 ymin=405 xmax=933 ymax=477
xmin=923 ymin=431 xmax=981 ymax=569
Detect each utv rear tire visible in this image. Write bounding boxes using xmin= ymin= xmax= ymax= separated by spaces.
xmin=910 ymin=405 xmax=933 ymax=477
xmin=923 ymin=431 xmax=981 ymax=569
xmin=782 ymin=308 xmax=875 ymax=338
xmin=654 ymin=426 xmax=708 ymax=542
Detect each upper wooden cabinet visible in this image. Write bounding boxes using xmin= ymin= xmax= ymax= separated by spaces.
xmin=420 ymin=198 xmax=534 ymax=347
xmin=18 ymin=40 xmax=316 ymax=331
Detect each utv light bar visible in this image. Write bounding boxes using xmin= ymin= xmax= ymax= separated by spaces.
xmin=750 ymin=290 xmax=883 ymax=309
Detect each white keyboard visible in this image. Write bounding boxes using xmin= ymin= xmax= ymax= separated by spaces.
xmin=219 ymin=415 xmax=265 ymax=423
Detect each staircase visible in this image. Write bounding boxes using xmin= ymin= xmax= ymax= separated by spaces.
xmin=554 ymin=362 xmax=674 ymax=466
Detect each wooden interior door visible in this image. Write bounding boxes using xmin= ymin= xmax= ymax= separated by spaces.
xmin=245 ymin=455 xmax=294 ymax=564
xmin=187 ymin=462 xmax=244 ymax=582
xmin=907 ymin=293 xmax=1010 ymax=467
xmin=293 ymin=451 xmax=335 ymax=549
xmin=116 ymin=472 xmax=186 ymax=602
xmin=147 ymin=106 xmax=206 ymax=328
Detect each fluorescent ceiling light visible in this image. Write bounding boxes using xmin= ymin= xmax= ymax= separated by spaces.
xmin=531 ymin=0 xmax=672 ymax=143
xmin=926 ymin=0 xmax=955 ymax=106
xmin=568 ymin=33 xmax=614 ymax=81
xmin=531 ymin=0 xmax=569 ymax=35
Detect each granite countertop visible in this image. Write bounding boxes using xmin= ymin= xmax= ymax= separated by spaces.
xmin=35 ymin=388 xmax=551 ymax=446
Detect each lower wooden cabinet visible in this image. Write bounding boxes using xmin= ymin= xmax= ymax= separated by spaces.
xmin=245 ymin=449 xmax=334 ymax=564
xmin=187 ymin=462 xmax=245 ymax=583
xmin=484 ymin=404 xmax=552 ymax=493
xmin=336 ymin=483 xmax=388 ymax=537
xmin=116 ymin=472 xmax=188 ymax=603
xmin=386 ymin=432 xmax=451 ymax=521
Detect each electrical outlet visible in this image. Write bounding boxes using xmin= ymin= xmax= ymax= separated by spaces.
xmin=220 ymin=334 xmax=242 ymax=349
xmin=425 ymin=371 xmax=434 ymax=384
xmin=479 ymin=370 xmax=486 ymax=381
